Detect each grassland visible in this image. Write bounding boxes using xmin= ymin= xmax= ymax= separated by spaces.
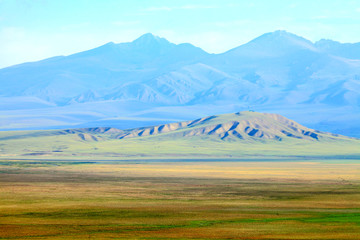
xmin=0 ymin=131 xmax=360 ymax=160
xmin=1 ymin=159 xmax=360 ymax=239
xmin=1 ymin=111 xmax=359 ymax=160
xmin=1 ymin=112 xmax=360 ymax=238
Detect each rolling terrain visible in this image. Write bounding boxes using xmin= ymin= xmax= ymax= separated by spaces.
xmin=0 ymin=111 xmax=359 ymax=160
xmin=0 ymin=31 xmax=359 ymax=137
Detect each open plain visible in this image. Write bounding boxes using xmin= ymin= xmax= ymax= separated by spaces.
xmin=1 ymin=159 xmax=360 ymax=239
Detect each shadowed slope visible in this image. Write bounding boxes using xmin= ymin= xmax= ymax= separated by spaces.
xmin=1 ymin=31 xmax=360 ymax=138
xmin=0 ymin=111 xmax=358 ymax=160
xmin=0 ymin=111 xmax=352 ymax=143
xmin=92 ymin=111 xmax=347 ymax=142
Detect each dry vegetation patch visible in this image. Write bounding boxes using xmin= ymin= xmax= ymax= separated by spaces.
xmin=0 ymin=160 xmax=360 ymax=239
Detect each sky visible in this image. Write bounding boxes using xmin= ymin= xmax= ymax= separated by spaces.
xmin=1 ymin=0 xmax=360 ymax=68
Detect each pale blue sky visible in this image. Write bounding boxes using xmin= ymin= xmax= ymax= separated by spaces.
xmin=1 ymin=0 xmax=360 ymax=68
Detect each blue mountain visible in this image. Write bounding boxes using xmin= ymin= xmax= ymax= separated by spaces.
xmin=0 ymin=33 xmax=209 ymax=104
xmin=0 ymin=31 xmax=359 ymax=137
xmin=315 ymin=39 xmax=360 ymax=60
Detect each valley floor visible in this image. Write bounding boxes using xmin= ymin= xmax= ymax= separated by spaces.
xmin=0 ymin=159 xmax=360 ymax=239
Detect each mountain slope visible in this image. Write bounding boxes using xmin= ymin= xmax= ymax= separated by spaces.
xmin=204 ymin=31 xmax=360 ymax=105
xmin=110 ymin=111 xmax=339 ymax=141
xmin=0 ymin=33 xmax=210 ymax=104
xmin=219 ymin=30 xmax=318 ymax=59
xmin=0 ymin=31 xmax=359 ymax=137
xmin=1 ymin=30 xmax=359 ymax=107
xmin=0 ymin=112 xmax=358 ymax=160
xmin=315 ymin=39 xmax=360 ymax=59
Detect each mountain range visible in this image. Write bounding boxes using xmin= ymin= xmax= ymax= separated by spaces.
xmin=0 ymin=30 xmax=359 ymax=137
xmin=1 ymin=111 xmax=358 ymax=160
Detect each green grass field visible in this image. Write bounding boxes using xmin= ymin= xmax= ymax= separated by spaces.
xmin=0 ymin=131 xmax=360 ymax=160
xmin=1 ymin=112 xmax=360 ymax=238
xmin=1 ymin=111 xmax=359 ymax=160
xmin=1 ymin=160 xmax=360 ymax=239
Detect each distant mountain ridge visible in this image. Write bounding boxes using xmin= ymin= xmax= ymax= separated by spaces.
xmin=0 ymin=31 xmax=359 ymax=137
xmin=0 ymin=33 xmax=210 ymax=105
xmin=315 ymin=39 xmax=360 ymax=59
xmin=0 ymin=111 xmax=358 ymax=160
xmin=2 ymin=111 xmax=351 ymax=142
xmin=81 ymin=111 xmax=344 ymax=142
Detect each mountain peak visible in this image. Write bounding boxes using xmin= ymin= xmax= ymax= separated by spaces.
xmin=269 ymin=30 xmax=292 ymax=36
xmin=253 ymin=30 xmax=315 ymax=48
xmin=224 ymin=30 xmax=317 ymax=57
xmin=316 ymin=39 xmax=339 ymax=45
xmin=314 ymin=38 xmax=360 ymax=59
xmin=136 ymin=33 xmax=158 ymax=39
xmin=132 ymin=33 xmax=171 ymax=46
